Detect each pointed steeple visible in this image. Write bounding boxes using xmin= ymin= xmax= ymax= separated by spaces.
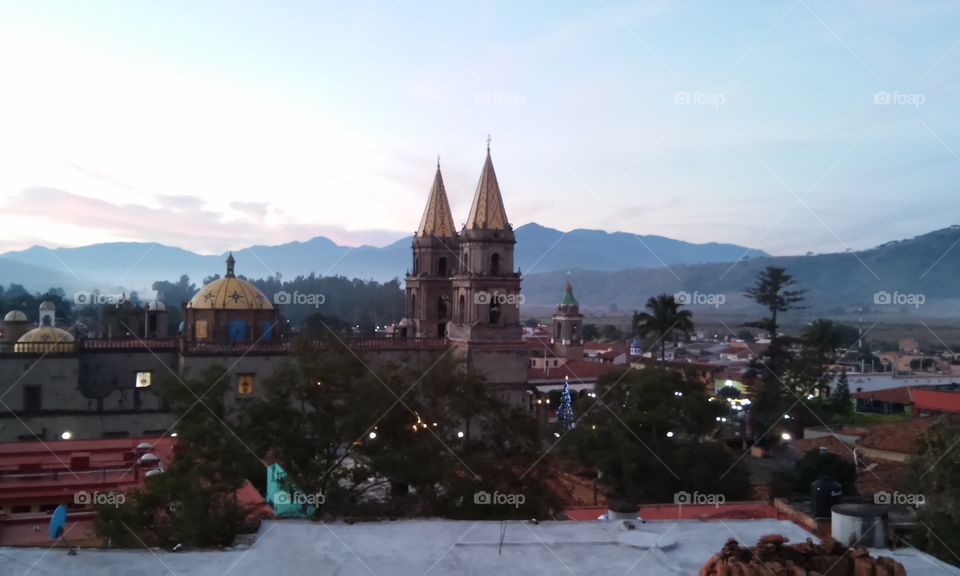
xmin=416 ymin=162 xmax=457 ymax=238
xmin=561 ymin=272 xmax=578 ymax=306
xmin=465 ymin=143 xmax=509 ymax=231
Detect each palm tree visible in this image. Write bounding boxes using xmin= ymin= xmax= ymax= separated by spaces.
xmin=632 ymin=294 xmax=694 ymax=362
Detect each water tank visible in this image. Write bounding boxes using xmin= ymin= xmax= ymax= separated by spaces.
xmin=810 ymin=476 xmax=843 ymax=518
xmin=608 ymin=501 xmax=639 ymax=520
xmin=832 ymin=503 xmax=888 ymax=548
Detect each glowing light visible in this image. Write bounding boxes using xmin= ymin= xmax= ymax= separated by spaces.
xmin=783 ymin=414 xmax=791 ymax=420
xmin=666 ymin=431 xmax=674 ymax=438
xmin=368 ymin=431 xmax=377 ymax=440
xmin=61 ymin=431 xmax=72 ymax=440
xmin=411 ymin=425 xmax=418 ymax=432
xmin=457 ymin=431 xmax=464 ymax=438
xmin=170 ymin=432 xmax=178 ymax=438
xmin=724 ymin=380 xmax=734 ymax=387
xmin=781 ymin=432 xmax=792 ymax=441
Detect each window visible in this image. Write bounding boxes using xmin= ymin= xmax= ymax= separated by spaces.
xmin=489 ymin=303 xmax=500 ymax=324
xmin=458 ymin=295 xmax=465 ymax=324
xmin=195 ymin=320 xmax=209 ymax=340
xmin=490 ymin=253 xmax=501 ymax=275
xmin=135 ymin=371 xmax=152 ymax=388
xmin=238 ymin=373 xmax=255 ymax=396
xmin=411 ymin=294 xmax=417 ymax=317
xmin=437 ymin=297 xmax=448 ymax=321
xmin=10 ymin=505 xmax=31 ymax=514
xmin=24 ymin=386 xmax=41 ymax=413
xmin=102 ymin=431 xmax=130 ymax=438
xmin=438 ymin=257 xmax=448 ymax=276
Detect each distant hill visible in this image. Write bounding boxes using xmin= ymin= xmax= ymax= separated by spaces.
xmin=522 ymin=226 xmax=960 ymax=320
xmin=0 ymin=223 xmax=766 ymax=291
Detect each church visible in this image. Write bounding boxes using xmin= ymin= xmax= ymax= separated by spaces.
xmin=0 ymin=144 xmax=564 ymax=443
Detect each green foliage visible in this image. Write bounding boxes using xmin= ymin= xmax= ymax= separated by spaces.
xmin=631 ymin=294 xmax=694 ymax=362
xmin=907 ymin=416 xmax=960 ymax=566
xmin=241 ymin=339 xmax=560 ymax=520
xmin=831 ymin=371 xmax=852 ymax=416
xmin=743 ymin=267 xmax=806 ymax=442
xmin=95 ymin=366 xmax=261 ymax=548
xmin=564 ymin=368 xmax=749 ymax=504
xmin=582 ymin=324 xmax=600 ymax=342
xmin=773 ymin=449 xmax=857 ymax=497
xmin=598 ymin=324 xmax=623 ymax=342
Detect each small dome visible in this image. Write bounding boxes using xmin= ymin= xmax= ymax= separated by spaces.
xmin=188 ymin=256 xmax=272 ymax=311
xmin=147 ymin=300 xmax=166 ymax=311
xmin=3 ymin=310 xmax=28 ymax=322
xmin=39 ymin=301 xmax=56 ymax=311
xmin=15 ymin=326 xmax=75 ymax=352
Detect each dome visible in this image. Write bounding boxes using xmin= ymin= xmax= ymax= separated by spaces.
xmin=147 ymin=300 xmax=166 ymax=311
xmin=15 ymin=326 xmax=75 ymax=352
xmin=3 ymin=310 xmax=28 ymax=322
xmin=38 ymin=301 xmax=56 ymax=311
xmin=187 ymin=254 xmax=272 ymax=311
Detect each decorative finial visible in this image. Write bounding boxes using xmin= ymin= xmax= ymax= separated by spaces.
xmin=437 ymin=154 xmax=441 ymax=169
xmin=226 ymin=252 xmax=236 ymax=278
xmin=486 ymin=134 xmax=491 ymax=152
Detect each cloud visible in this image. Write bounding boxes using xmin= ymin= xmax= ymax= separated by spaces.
xmin=0 ymin=187 xmax=408 ymax=253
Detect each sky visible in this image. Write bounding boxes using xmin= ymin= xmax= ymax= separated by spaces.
xmin=0 ymin=0 xmax=957 ymax=256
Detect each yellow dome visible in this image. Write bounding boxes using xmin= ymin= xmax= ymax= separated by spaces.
xmin=188 ymin=277 xmax=273 ymax=310
xmin=15 ymin=326 xmax=75 ymax=352
xmin=3 ymin=310 xmax=28 ymax=322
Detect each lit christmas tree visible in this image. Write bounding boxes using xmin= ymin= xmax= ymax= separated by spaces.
xmin=557 ymin=376 xmax=576 ymax=431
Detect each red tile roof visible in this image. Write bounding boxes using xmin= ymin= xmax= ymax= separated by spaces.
xmin=859 ymin=417 xmax=934 ymax=454
xmin=912 ymin=388 xmax=960 ymax=414
xmin=852 ymin=386 xmax=913 ymax=405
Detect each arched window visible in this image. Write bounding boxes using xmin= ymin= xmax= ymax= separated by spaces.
xmin=489 ymin=302 xmax=500 ymax=324
xmin=463 ymin=251 xmax=469 ymax=273
xmin=458 ymin=295 xmax=465 ymax=324
xmin=438 ymin=257 xmax=448 ymax=277
xmin=411 ymin=294 xmax=417 ymax=317
xmin=414 ymin=256 xmax=420 ymax=275
xmin=437 ymin=297 xmax=448 ymax=320
xmin=490 ymin=253 xmax=501 ymax=275
xmin=555 ymin=322 xmax=561 ymax=340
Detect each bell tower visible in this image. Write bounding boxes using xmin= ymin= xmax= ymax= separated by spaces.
xmin=551 ymin=273 xmax=583 ymax=360
xmin=448 ymin=142 xmax=523 ymax=346
xmin=405 ymin=160 xmax=458 ymax=338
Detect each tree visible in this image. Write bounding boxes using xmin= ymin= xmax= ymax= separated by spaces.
xmin=599 ymin=324 xmax=623 ymax=342
xmin=582 ymin=324 xmax=600 ymax=342
xmin=773 ymin=449 xmax=857 ymax=497
xmin=907 ymin=416 xmax=960 ymax=566
xmin=632 ymin=294 xmax=694 ymax=362
xmin=565 ymin=368 xmax=748 ymax=504
xmin=831 ymin=371 xmax=852 ymax=416
xmin=743 ymin=267 xmax=806 ymax=441
xmin=96 ymin=366 xmax=261 ymax=547
xmin=557 ymin=380 xmax=575 ymax=432
xmin=802 ymin=319 xmax=845 ymax=362
xmin=523 ymin=317 xmax=540 ymax=328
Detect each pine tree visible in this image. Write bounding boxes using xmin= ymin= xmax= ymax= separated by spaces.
xmin=557 ymin=378 xmax=576 ymax=431
xmin=831 ymin=370 xmax=852 ymax=415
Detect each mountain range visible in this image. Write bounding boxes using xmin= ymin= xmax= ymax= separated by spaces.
xmin=1 ymin=224 xmax=958 ymax=319
xmin=0 ymin=223 xmax=766 ymax=293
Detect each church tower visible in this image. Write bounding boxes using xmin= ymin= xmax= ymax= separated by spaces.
xmin=448 ymin=143 xmax=523 ymax=346
xmin=551 ymin=273 xmax=583 ymax=360
xmin=405 ymin=161 xmax=458 ymax=338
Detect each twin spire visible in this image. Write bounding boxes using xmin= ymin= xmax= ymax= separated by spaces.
xmin=415 ymin=144 xmax=510 ymax=238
